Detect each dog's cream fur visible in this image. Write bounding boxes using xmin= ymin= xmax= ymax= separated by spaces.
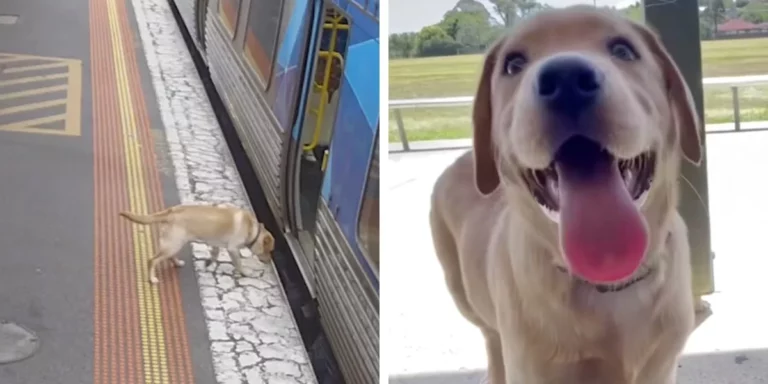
xmin=120 ymin=204 xmax=275 ymax=284
xmin=429 ymin=7 xmax=702 ymax=384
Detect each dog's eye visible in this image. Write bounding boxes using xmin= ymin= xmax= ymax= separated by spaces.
xmin=503 ymin=53 xmax=527 ymax=76
xmin=608 ymin=38 xmax=638 ymax=61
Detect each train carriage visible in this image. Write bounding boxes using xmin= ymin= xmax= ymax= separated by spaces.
xmin=168 ymin=0 xmax=380 ymax=382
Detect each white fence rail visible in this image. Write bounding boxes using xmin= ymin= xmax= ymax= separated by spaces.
xmin=389 ymin=75 xmax=768 ymax=152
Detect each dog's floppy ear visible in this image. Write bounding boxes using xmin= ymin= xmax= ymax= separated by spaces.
xmin=631 ymin=21 xmax=702 ymax=165
xmin=261 ymin=226 xmax=275 ymax=250
xmin=473 ymin=39 xmax=504 ymax=195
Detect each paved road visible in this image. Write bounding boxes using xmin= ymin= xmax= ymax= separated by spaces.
xmin=0 ymin=0 xmax=215 ymax=382
xmin=386 ymin=129 xmax=768 ymax=383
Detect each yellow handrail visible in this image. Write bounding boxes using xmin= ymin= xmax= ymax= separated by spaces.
xmin=312 ymin=51 xmax=345 ymax=91
xmin=304 ymin=12 xmax=347 ymax=151
xmin=321 ymin=148 xmax=330 ymax=171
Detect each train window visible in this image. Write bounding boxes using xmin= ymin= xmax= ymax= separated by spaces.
xmin=357 ymin=133 xmax=379 ymax=274
xmin=218 ymin=0 xmax=241 ymax=37
xmin=243 ymin=0 xmax=284 ymax=84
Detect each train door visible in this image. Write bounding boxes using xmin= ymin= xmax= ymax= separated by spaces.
xmin=283 ymin=2 xmax=350 ymax=294
xmin=308 ymin=4 xmax=379 ymax=380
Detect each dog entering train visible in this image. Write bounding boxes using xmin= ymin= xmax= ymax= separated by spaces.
xmin=120 ymin=204 xmax=275 ymax=284
xmin=430 ymin=6 xmax=708 ymax=384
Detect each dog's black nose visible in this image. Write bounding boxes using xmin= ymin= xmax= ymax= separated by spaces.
xmin=535 ymin=56 xmax=603 ymax=114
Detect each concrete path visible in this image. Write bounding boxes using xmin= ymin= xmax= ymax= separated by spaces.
xmin=386 ymin=129 xmax=768 ymax=383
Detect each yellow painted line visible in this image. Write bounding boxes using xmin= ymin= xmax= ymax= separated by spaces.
xmin=0 ymin=73 xmax=68 ymax=87
xmin=0 ymin=84 xmax=68 ymax=101
xmin=0 ymin=56 xmax=31 ymax=64
xmin=0 ymin=114 xmax=66 ymax=133
xmin=0 ymin=127 xmax=75 ymax=136
xmin=0 ymin=99 xmax=66 ymax=116
xmin=0 ymin=52 xmax=80 ymax=137
xmin=2 ymin=62 xmax=68 ymax=74
xmin=106 ymin=0 xmax=169 ymax=383
xmin=65 ymin=61 xmax=83 ymax=136
xmin=0 ymin=52 xmax=80 ymax=62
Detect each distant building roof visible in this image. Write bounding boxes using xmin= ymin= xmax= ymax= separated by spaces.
xmin=718 ymin=18 xmax=758 ymax=32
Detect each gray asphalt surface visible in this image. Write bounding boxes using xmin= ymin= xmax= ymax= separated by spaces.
xmin=0 ymin=0 xmax=214 ymax=383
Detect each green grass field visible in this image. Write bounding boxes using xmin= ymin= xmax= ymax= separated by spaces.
xmin=389 ymin=38 xmax=768 ymax=143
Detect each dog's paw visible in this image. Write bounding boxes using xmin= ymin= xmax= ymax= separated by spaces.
xmin=235 ymin=268 xmax=254 ymax=278
xmin=695 ymin=297 xmax=711 ymax=314
xmin=174 ymin=259 xmax=186 ymax=267
xmin=149 ymin=276 xmax=160 ymax=285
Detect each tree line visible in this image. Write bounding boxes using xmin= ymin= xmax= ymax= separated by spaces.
xmin=701 ymin=0 xmax=768 ymax=38
xmin=390 ymin=0 xmax=768 ymax=59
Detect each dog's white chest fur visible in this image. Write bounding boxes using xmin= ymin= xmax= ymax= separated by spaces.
xmin=579 ymin=281 xmax=655 ymax=325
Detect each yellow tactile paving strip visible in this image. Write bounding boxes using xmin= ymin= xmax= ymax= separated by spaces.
xmin=90 ymin=0 xmax=195 ymax=382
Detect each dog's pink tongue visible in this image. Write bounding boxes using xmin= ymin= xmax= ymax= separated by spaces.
xmin=557 ymin=159 xmax=648 ymax=283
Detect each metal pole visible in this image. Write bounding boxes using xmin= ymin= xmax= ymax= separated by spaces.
xmin=644 ymin=0 xmax=715 ymax=297
xmin=394 ymin=109 xmax=410 ymax=151
xmin=731 ymin=86 xmax=741 ymax=131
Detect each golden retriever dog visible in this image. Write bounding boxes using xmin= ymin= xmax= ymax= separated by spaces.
xmin=429 ymin=6 xmax=702 ymax=384
xmin=120 ymin=204 xmax=275 ymax=284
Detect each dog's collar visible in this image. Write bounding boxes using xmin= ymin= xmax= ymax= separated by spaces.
xmin=246 ymin=224 xmax=262 ymax=249
xmin=556 ymin=266 xmax=654 ymax=293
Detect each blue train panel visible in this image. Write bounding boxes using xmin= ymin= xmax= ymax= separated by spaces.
xmin=274 ymin=0 xmax=312 ymax=131
xmin=331 ymin=0 xmax=378 ymax=38
xmin=320 ymin=8 xmax=379 ymax=288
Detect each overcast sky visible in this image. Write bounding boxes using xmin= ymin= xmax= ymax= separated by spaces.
xmin=388 ymin=0 xmax=638 ymax=34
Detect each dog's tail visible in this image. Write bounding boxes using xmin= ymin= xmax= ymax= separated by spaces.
xmin=119 ymin=208 xmax=173 ymax=225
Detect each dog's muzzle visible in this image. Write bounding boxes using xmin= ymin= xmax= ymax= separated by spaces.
xmin=534 ymin=55 xmax=604 ymax=117
xmin=517 ymin=55 xmax=657 ymax=286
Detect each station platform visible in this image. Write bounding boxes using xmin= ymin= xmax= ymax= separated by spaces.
xmin=386 ymin=139 xmax=768 ymax=384
xmin=0 ymin=0 xmax=316 ymax=383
